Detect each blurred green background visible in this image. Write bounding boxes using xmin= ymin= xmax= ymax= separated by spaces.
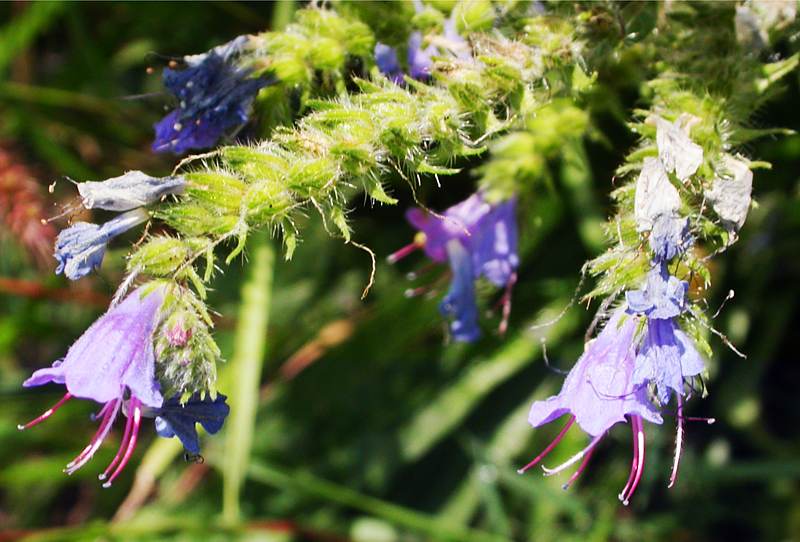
xmin=1 ymin=2 xmax=799 ymax=541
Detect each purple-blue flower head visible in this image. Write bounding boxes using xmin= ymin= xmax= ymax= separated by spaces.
xmin=520 ymin=310 xmax=661 ymax=502
xmin=154 ymin=393 xmax=230 ymax=455
xmin=20 ymin=285 xmax=166 ymax=486
xmin=153 ymin=36 xmax=275 ymax=154
xmin=374 ymin=43 xmax=405 ymax=85
xmin=625 ymin=264 xmax=688 ymax=320
xmin=390 ymin=193 xmax=519 ymax=342
xmin=526 ymin=311 xmax=662 ymax=437
xmin=55 ymin=208 xmax=149 ymax=280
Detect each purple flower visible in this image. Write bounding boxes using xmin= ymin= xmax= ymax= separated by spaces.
xmin=407 ymin=31 xmax=435 ymax=81
xmin=19 ymin=285 xmax=166 ymax=486
xmin=626 ymin=265 xmax=705 ymax=404
xmin=374 ymin=43 xmax=405 ymax=85
xmin=520 ymin=311 xmax=661 ymax=501
xmin=526 ymin=311 xmax=662 ymax=437
xmin=389 ymin=193 xmax=518 ymax=342
xmin=55 ymin=208 xmax=149 ymax=280
xmin=153 ymin=36 xmax=275 ymax=154
xmin=153 ymin=393 xmax=230 ymax=456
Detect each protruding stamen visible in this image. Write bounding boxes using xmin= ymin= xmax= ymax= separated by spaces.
xmin=518 ymin=416 xmax=575 ymax=474
xmin=668 ymin=395 xmax=685 ymax=489
xmin=618 ymin=416 xmax=640 ymax=502
xmin=497 ymin=272 xmax=517 ymax=336
xmin=102 ymin=399 xmax=142 ymax=488
xmin=17 ymin=393 xmax=72 ymax=430
xmin=542 ymin=433 xmax=604 ymax=477
xmin=562 ymin=443 xmax=597 ymax=490
xmin=387 ymin=239 xmax=422 ymax=264
xmin=406 ymin=262 xmax=438 ymax=281
xmin=620 ymin=415 xmax=646 ymax=505
xmin=64 ymin=399 xmax=120 ymax=475
xmin=90 ymin=401 xmax=113 ymax=422
xmin=99 ymin=402 xmax=135 ymax=481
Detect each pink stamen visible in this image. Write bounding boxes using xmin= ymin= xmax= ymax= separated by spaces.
xmin=668 ymin=395 xmax=685 ymax=489
xmin=518 ymin=416 xmax=575 ymax=474
xmin=562 ymin=443 xmax=597 ymax=490
xmin=620 ymin=415 xmax=646 ymax=506
xmin=99 ymin=402 xmax=136 ymax=481
xmin=542 ymin=433 xmax=604 ymax=477
xmin=17 ymin=393 xmax=72 ymax=430
xmin=387 ymin=241 xmax=421 ymax=264
xmin=64 ymin=399 xmax=121 ymax=475
xmin=497 ymin=272 xmax=517 ymax=336
xmin=102 ymin=398 xmax=142 ymax=488
xmin=618 ymin=416 xmax=640 ymax=502
xmin=90 ymin=401 xmax=114 ymax=422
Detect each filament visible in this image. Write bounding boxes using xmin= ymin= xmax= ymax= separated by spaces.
xmin=17 ymin=393 xmax=72 ymax=430
xmin=102 ymin=398 xmax=142 ymax=487
xmin=668 ymin=395 xmax=684 ymax=489
xmin=542 ymin=433 xmax=604 ymax=477
xmin=64 ymin=399 xmax=121 ymax=475
xmin=518 ymin=416 xmax=575 ymax=474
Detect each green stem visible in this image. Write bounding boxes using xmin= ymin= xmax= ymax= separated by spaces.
xmin=222 ymin=234 xmax=275 ymax=524
xmin=246 ymin=461 xmax=511 ymax=542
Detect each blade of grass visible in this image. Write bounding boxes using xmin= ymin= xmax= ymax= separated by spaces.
xmin=246 ymin=461 xmax=511 ymax=542
xmin=222 ymin=234 xmax=275 ymax=524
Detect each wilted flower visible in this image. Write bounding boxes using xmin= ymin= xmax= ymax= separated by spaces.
xmin=55 ymin=208 xmax=149 ymax=280
xmin=19 ymin=285 xmax=166 ymax=486
xmin=153 ymin=36 xmax=275 ymax=154
xmin=389 ymin=193 xmax=518 ymax=342
xmin=77 ymin=171 xmax=185 ymax=212
xmin=649 ymin=214 xmax=693 ymax=262
xmin=153 ymin=393 xmax=230 ymax=456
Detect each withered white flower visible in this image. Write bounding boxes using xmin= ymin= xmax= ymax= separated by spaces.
xmin=634 ymin=157 xmax=681 ymax=232
xmin=77 ymin=171 xmax=186 ymax=212
xmin=656 ymin=116 xmax=703 ymax=182
xmin=707 ymin=154 xmax=753 ymax=233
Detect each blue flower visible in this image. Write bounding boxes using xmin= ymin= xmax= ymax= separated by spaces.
xmin=374 ymin=43 xmax=405 ymax=85
xmin=154 ymin=393 xmax=230 ymax=455
xmin=439 ymin=241 xmax=481 ymax=342
xmin=55 ymin=208 xmax=149 ymax=280
xmin=625 ymin=264 xmax=688 ymax=320
xmin=153 ymin=36 xmax=275 ymax=154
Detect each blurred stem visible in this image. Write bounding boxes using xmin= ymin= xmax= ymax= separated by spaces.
xmin=271 ymin=0 xmax=296 ymax=31
xmin=222 ymin=234 xmax=275 ymax=524
xmin=247 ymin=461 xmax=511 ymax=542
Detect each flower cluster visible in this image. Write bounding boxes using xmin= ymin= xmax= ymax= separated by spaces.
xmin=390 ymin=192 xmax=518 ymax=342
xmin=19 ymin=284 xmax=229 ymax=486
xmin=520 ymin=116 xmax=711 ymax=504
xmin=153 ymin=36 xmax=275 ymax=154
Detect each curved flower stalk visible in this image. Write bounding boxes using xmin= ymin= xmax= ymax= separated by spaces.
xmin=389 ymin=192 xmax=518 ymax=342
xmin=18 ymin=284 xmax=230 ymax=485
xmin=154 ymin=9 xmax=376 ymax=153
xmin=523 ymin=2 xmax=798 ymax=503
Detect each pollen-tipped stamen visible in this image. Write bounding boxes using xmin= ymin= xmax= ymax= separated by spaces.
xmin=517 ymin=416 xmax=575 ymax=474
xmin=64 ymin=399 xmax=121 ymax=475
xmin=620 ymin=415 xmax=646 ymax=505
xmin=387 ymin=241 xmax=421 ymax=264
xmin=99 ymin=402 xmax=136 ymax=481
xmin=562 ymin=443 xmax=597 ymax=490
xmin=102 ymin=398 xmax=142 ymax=488
xmin=17 ymin=393 xmax=72 ymax=430
xmin=542 ymin=433 xmax=604 ymax=477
